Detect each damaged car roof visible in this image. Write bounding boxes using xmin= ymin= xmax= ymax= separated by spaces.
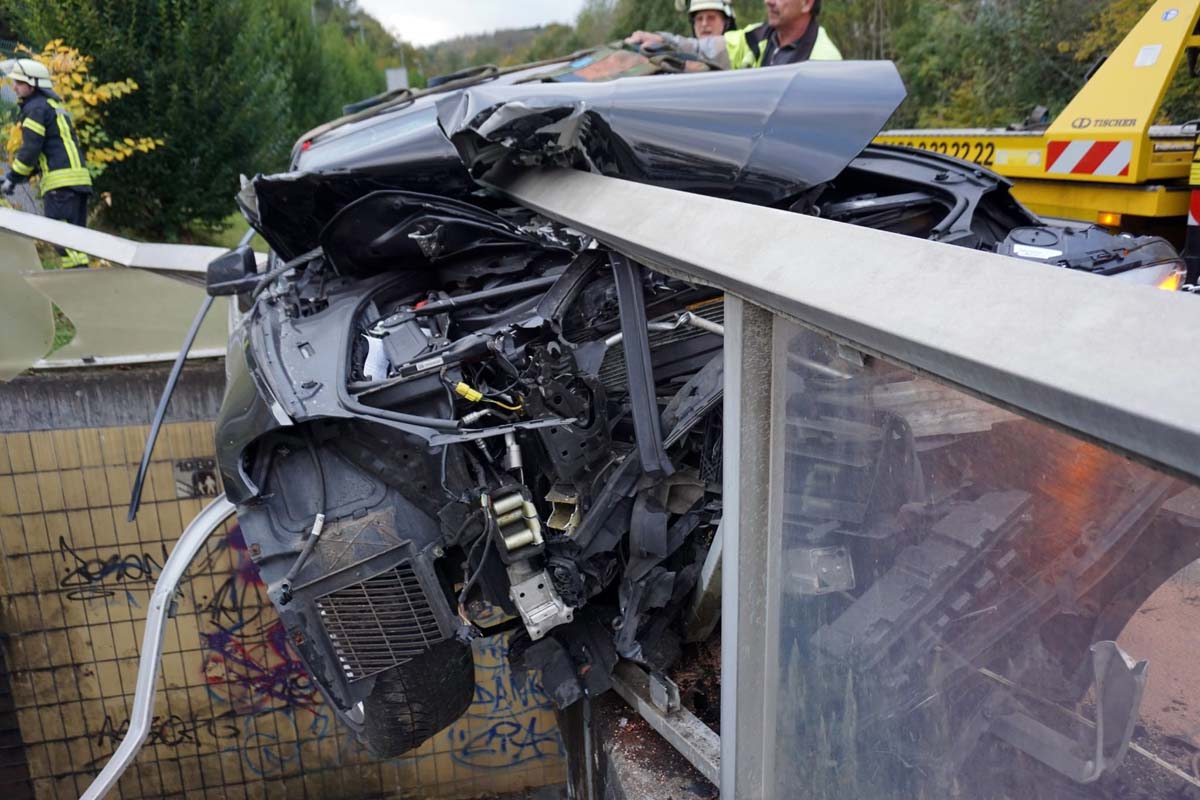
xmin=249 ymin=58 xmax=905 ymax=260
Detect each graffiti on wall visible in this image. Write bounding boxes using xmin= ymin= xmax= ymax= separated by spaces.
xmin=68 ymin=524 xmax=564 ymax=784
xmin=197 ymin=527 xmax=333 ymax=778
xmin=445 ymin=638 xmax=565 ymax=769
xmin=199 ymin=528 xmax=320 ymax=714
xmin=56 ymin=535 xmax=166 ymax=603
xmin=1 ymin=422 xmax=564 ymax=799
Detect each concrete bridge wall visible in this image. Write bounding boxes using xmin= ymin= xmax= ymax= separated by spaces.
xmin=0 ymin=361 xmax=566 ymax=799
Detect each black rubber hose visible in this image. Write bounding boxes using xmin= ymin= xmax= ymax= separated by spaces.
xmin=282 ymin=436 xmax=327 ymax=590
xmin=344 ymin=399 xmax=463 ymax=430
xmin=930 ymin=192 xmax=969 ymax=238
xmin=305 ymin=435 xmax=327 ymax=511
xmin=458 ymin=533 xmax=494 ymax=607
xmin=127 ymin=228 xmax=257 ymax=521
xmin=402 ymin=274 xmax=559 ymax=318
xmin=252 ymin=246 xmax=323 ymax=298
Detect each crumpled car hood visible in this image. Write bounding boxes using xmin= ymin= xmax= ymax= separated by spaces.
xmin=248 ymin=60 xmax=905 ymax=259
xmin=438 ymin=60 xmax=905 ymax=204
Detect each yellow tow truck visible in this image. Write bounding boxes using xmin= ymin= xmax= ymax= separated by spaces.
xmin=876 ymin=0 xmax=1200 ymax=241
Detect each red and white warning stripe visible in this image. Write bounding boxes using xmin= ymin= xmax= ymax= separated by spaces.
xmin=1189 ymin=190 xmax=1200 ymax=227
xmin=1045 ymin=140 xmax=1132 ymax=176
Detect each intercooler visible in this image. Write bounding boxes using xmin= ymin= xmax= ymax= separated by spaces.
xmin=597 ymin=300 xmax=725 ymax=394
xmin=316 ymin=559 xmax=447 ymax=682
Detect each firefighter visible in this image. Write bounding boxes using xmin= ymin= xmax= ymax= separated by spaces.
xmin=681 ymin=0 xmax=737 ymax=38
xmin=627 ymin=0 xmax=841 ymax=69
xmin=1 ymin=58 xmax=92 ymax=268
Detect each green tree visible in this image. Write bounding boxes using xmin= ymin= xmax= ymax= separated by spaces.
xmin=264 ymin=0 xmax=385 ymax=134
xmin=6 ymin=0 xmax=392 ymax=237
xmin=8 ymin=0 xmax=293 ymax=236
xmin=822 ymin=0 xmax=916 ymax=60
xmin=881 ymin=0 xmax=1100 ymax=128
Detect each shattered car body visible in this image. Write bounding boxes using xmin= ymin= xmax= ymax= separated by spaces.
xmin=213 ymin=48 xmax=1192 ymax=789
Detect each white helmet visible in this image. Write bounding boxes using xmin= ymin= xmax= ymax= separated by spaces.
xmin=5 ymin=58 xmax=54 ymax=90
xmin=676 ymin=0 xmax=736 ymax=27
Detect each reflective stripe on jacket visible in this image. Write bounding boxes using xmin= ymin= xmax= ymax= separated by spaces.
xmin=724 ymin=22 xmax=842 ymax=69
xmin=13 ymin=90 xmax=92 ymax=195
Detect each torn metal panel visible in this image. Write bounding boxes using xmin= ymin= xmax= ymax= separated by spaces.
xmin=0 ymin=232 xmax=53 ymax=381
xmin=438 ymin=61 xmax=906 ymax=206
xmin=0 ymin=207 xmax=227 ymax=273
xmin=254 ymin=62 xmax=905 ymax=259
xmin=24 ymin=268 xmax=229 ymax=366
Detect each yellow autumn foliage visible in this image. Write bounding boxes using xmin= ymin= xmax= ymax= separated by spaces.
xmin=4 ymin=40 xmax=164 ymax=180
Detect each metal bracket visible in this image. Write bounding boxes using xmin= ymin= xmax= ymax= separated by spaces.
xmin=610 ymin=252 xmax=674 ymax=479
xmin=609 ymin=660 xmax=720 ymax=785
xmin=648 ymin=671 xmax=681 ymax=714
xmin=989 ymin=640 xmax=1148 ymax=784
xmin=507 ymin=565 xmax=574 ymax=640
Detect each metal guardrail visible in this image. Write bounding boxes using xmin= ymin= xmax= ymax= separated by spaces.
xmin=488 ymin=167 xmax=1200 ymax=798
xmin=0 ymin=207 xmax=227 ymax=276
xmin=78 ymin=496 xmax=237 ymax=800
xmin=491 ymin=167 xmax=1200 ymax=483
xmin=24 ymin=164 xmax=1198 ymax=797
xmin=0 ymin=207 xmax=264 ymax=375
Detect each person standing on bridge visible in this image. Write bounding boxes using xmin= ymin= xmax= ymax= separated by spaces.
xmin=626 ymin=0 xmax=842 ymax=69
xmin=1 ymin=58 xmax=92 ymax=268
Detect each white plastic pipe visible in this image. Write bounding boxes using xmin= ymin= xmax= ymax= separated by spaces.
xmin=79 ymin=495 xmax=236 ymax=800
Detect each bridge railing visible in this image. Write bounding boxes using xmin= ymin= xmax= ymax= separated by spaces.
xmin=4 ymin=160 xmax=1198 ymax=797
xmin=494 ymin=167 xmax=1200 ymax=798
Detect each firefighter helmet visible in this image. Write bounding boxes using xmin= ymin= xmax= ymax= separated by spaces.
xmin=675 ymin=0 xmax=736 ymax=29
xmin=5 ymin=59 xmax=54 ymax=90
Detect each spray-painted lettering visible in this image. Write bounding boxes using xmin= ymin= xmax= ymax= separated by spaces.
xmin=57 ymin=536 xmax=166 ymax=601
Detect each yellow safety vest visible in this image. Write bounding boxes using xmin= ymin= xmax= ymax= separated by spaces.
xmin=11 ymin=93 xmax=92 ymax=195
xmin=724 ymin=22 xmax=843 ymax=69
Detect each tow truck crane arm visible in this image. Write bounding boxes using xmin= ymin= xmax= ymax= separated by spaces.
xmin=876 ymin=0 xmax=1200 ymax=227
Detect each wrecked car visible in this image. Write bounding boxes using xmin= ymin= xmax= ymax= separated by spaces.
xmin=205 ymin=46 xmax=1192 ymax=794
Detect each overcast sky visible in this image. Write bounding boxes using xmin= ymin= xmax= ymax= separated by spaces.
xmin=358 ymin=0 xmax=590 ymax=47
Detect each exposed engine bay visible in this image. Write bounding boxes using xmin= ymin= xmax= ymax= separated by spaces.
xmin=208 ymin=51 xmax=1194 ymax=793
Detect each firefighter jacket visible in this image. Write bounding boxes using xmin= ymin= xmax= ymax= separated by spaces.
xmin=9 ymin=89 xmax=92 ymax=195
xmin=724 ymin=21 xmax=842 ymax=68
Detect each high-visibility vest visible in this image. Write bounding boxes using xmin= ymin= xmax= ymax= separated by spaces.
xmin=11 ymin=90 xmax=92 ymax=195
xmin=724 ymin=22 xmax=842 ymax=69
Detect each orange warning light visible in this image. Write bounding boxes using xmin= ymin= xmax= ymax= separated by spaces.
xmin=1097 ymin=211 xmax=1122 ymax=227
xmin=1158 ymin=270 xmax=1184 ymax=292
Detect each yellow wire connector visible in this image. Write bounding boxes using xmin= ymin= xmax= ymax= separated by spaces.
xmin=455 ymin=380 xmax=523 ymax=411
xmin=455 ymin=382 xmax=483 ymax=402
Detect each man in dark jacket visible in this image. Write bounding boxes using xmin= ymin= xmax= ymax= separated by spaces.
xmin=2 ymin=58 xmax=92 ymax=267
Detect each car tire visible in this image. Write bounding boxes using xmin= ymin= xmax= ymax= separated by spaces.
xmin=360 ymin=637 xmax=476 ymax=757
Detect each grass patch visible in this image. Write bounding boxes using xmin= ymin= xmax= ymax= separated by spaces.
xmin=191 ymin=212 xmax=267 ymax=251
xmin=51 ymin=304 xmax=76 ymax=352
xmin=38 ymin=251 xmax=79 ymax=352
